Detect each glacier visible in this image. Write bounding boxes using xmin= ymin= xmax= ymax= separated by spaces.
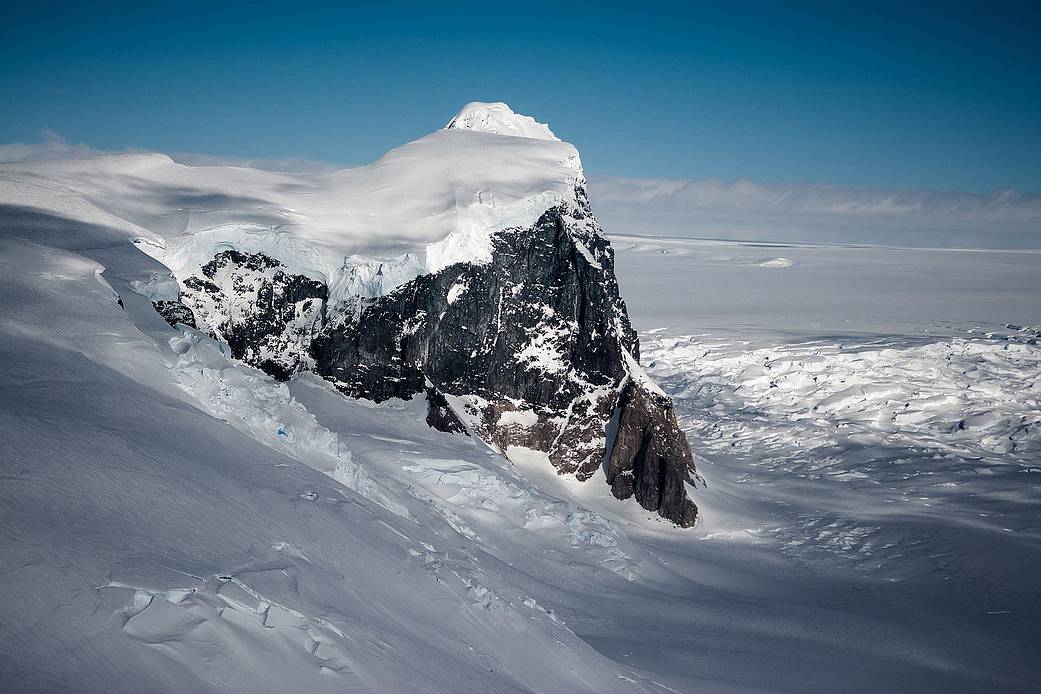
xmin=1 ymin=102 xmax=1040 ymax=693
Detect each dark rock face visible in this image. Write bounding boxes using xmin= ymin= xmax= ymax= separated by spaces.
xmin=425 ymin=387 xmax=468 ymax=435
xmin=313 ymin=204 xmax=635 ymax=405
xmin=180 ymin=250 xmax=327 ymax=380
xmin=152 ymin=300 xmax=197 ymax=329
xmin=605 ymin=382 xmax=699 ymax=527
xmin=173 ymin=194 xmax=700 ymax=526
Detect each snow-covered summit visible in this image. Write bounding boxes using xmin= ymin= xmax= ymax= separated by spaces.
xmin=0 ymin=103 xmax=584 ymax=304
xmin=444 ymin=102 xmax=560 ymax=141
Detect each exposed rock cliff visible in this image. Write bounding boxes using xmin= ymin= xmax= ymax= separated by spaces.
xmin=181 ymin=250 xmax=327 ymax=380
xmin=177 ymin=190 xmax=700 ymax=525
xmin=166 ymin=103 xmax=700 ymax=526
xmin=152 ymin=299 xmax=198 ymax=329
xmin=606 ymin=381 xmax=699 ymax=527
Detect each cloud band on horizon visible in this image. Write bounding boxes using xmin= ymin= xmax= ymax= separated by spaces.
xmin=2 ymin=135 xmax=1038 ymax=250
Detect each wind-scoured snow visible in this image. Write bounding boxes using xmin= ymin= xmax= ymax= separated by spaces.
xmin=2 ymin=106 xmax=1040 ymax=693
xmin=0 ymin=206 xmax=671 ymax=694
xmin=444 ymin=101 xmax=560 ymax=141
xmin=0 ymin=103 xmax=583 ymax=307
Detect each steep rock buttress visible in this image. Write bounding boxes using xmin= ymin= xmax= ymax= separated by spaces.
xmin=168 ymin=104 xmax=701 ymax=526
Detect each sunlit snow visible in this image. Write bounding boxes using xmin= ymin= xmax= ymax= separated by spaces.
xmin=2 ymin=104 xmax=1039 ymax=693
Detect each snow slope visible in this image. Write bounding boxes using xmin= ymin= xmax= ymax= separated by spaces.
xmin=2 ymin=107 xmax=1040 ymax=692
xmin=0 ymin=207 xmax=669 ymax=693
xmin=0 ymin=102 xmax=583 ymax=306
xmin=445 ymin=101 xmax=561 ymax=141
xmin=608 ymin=234 xmax=1041 ymax=691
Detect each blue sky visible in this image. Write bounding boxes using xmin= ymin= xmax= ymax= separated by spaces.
xmin=2 ymin=1 xmax=1039 ymax=192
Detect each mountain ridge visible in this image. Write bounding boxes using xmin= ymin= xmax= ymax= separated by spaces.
xmin=0 ymin=102 xmax=701 ymax=525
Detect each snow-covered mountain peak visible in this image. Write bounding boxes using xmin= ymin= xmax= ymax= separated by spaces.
xmin=0 ymin=105 xmax=585 ymax=305
xmin=444 ymin=101 xmax=560 ymax=141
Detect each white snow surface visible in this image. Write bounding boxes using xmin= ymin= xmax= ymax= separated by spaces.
xmin=0 ymin=103 xmax=583 ymax=306
xmin=0 ymin=208 xmax=661 ymax=694
xmin=444 ymin=101 xmax=560 ymax=141
xmin=3 ymin=121 xmax=1041 ymax=692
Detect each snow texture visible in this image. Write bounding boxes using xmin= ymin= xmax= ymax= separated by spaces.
xmin=0 ymin=104 xmax=583 ymax=310
xmin=444 ymin=101 xmax=560 ymax=141
xmin=2 ymin=105 xmax=1040 ymax=693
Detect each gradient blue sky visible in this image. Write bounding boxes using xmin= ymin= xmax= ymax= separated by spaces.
xmin=2 ymin=1 xmax=1039 ymax=192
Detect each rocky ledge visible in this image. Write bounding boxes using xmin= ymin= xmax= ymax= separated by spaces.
xmin=171 ymin=189 xmax=700 ymax=526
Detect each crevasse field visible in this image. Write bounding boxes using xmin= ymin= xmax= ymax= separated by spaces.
xmin=611 ymin=235 xmax=1041 ymax=691
xmin=1 ymin=132 xmax=1040 ymax=691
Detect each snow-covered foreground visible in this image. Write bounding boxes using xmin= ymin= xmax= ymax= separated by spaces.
xmin=610 ymin=234 xmax=1041 ymax=691
xmin=2 ymin=207 xmax=1040 ymax=690
xmin=0 ymin=208 xmax=664 ymax=693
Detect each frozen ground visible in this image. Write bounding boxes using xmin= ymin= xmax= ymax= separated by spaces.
xmin=608 ymin=234 xmax=1041 ymax=691
xmin=2 ymin=138 xmax=1040 ymax=690
xmin=609 ymin=233 xmax=1041 ymax=339
xmin=0 ymin=102 xmax=584 ymax=306
xmin=0 ymin=208 xmax=658 ymax=694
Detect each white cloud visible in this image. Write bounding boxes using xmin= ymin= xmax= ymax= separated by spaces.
xmin=0 ymin=131 xmax=112 ymax=162
xmin=588 ymin=176 xmax=1041 ymax=249
xmin=3 ymin=134 xmax=1037 ymax=248
xmin=167 ymin=152 xmax=343 ymax=174
xmin=0 ymin=132 xmax=342 ymax=174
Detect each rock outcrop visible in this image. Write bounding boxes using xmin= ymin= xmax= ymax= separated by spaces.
xmin=181 ymin=250 xmax=327 ymax=380
xmin=152 ymin=299 xmax=198 ymax=329
xmin=175 ymin=188 xmax=700 ymax=526
xmin=606 ymin=381 xmax=699 ymax=527
xmin=164 ymin=100 xmax=701 ymax=526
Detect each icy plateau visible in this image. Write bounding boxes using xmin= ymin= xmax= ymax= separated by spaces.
xmin=2 ymin=102 xmax=1038 ymax=694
